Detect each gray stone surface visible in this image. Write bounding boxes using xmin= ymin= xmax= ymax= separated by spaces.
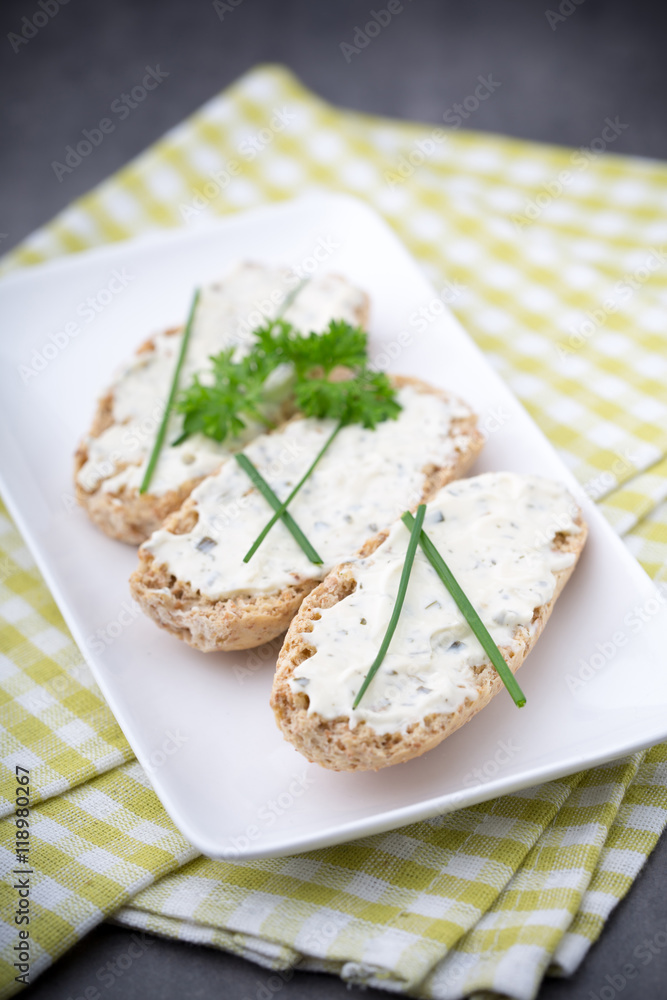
xmin=1 ymin=0 xmax=666 ymax=996
xmin=2 ymin=0 xmax=667 ymax=253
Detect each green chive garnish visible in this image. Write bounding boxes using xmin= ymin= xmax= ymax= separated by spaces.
xmin=278 ymin=277 xmax=309 ymax=318
xmin=234 ymin=453 xmax=323 ymax=565
xmin=140 ymin=288 xmax=200 ymax=494
xmin=243 ymin=422 xmax=342 ymax=563
xmin=353 ymin=504 xmax=426 ymax=709
xmin=401 ymin=511 xmax=526 ymax=708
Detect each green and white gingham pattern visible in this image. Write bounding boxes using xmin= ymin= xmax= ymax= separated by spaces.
xmin=1 ymin=64 xmax=667 ymax=999
xmin=0 ymin=761 xmax=196 ymax=989
xmin=0 ymin=510 xmax=133 ymax=817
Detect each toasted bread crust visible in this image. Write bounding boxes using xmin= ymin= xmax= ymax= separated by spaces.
xmin=129 ymin=375 xmax=485 ymax=652
xmin=270 ymin=512 xmax=588 ymax=771
xmin=75 ymin=293 xmax=370 ymax=545
xmin=73 ymin=327 xmax=209 ymax=545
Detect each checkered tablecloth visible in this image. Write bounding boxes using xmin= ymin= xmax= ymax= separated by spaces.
xmin=1 ymin=64 xmax=667 ymax=1000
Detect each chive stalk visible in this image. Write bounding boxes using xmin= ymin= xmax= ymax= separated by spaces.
xmin=277 ymin=277 xmax=309 ymax=318
xmin=243 ymin=422 xmax=342 ymax=563
xmin=234 ymin=454 xmax=323 ymax=565
xmin=353 ymin=504 xmax=426 ymax=709
xmin=140 ymin=288 xmax=200 ymax=494
xmin=401 ymin=511 xmax=526 ymax=708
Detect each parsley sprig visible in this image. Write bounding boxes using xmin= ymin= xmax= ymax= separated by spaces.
xmin=255 ymin=317 xmax=368 ymax=373
xmin=240 ymin=323 xmax=400 ymax=561
xmin=142 ymin=280 xmax=309 ymax=486
xmin=175 ymin=318 xmax=398 ymax=444
xmin=242 ymin=367 xmax=400 ymax=563
xmin=173 ymin=343 xmax=277 ymax=446
xmin=175 ymin=317 xmax=402 ymax=564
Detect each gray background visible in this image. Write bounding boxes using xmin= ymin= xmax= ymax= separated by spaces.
xmin=2 ymin=0 xmax=667 ymax=996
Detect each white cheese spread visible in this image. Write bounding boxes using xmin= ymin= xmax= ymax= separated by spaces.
xmin=142 ymin=384 xmax=475 ymax=596
xmin=76 ymin=263 xmax=367 ymax=496
xmin=291 ymin=472 xmax=582 ymax=735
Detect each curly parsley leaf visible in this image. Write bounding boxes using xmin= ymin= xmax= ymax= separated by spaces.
xmin=294 ymin=369 xmax=401 ymax=428
xmin=241 ymin=341 xmax=402 ymax=562
xmin=175 ymin=318 xmax=397 ymax=446
xmin=175 ymin=315 xmax=404 ymax=564
xmin=174 ymin=347 xmax=275 ymax=445
xmin=242 ymin=367 xmax=402 ymax=563
xmin=252 ymin=318 xmax=367 ymax=375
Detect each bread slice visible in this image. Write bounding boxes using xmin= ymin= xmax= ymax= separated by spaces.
xmin=129 ymin=376 xmax=485 ymax=652
xmin=75 ymin=264 xmax=370 ymax=545
xmin=271 ymin=473 xmax=587 ymax=771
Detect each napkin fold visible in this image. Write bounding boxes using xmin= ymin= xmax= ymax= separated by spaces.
xmin=2 ymin=64 xmax=667 ymax=999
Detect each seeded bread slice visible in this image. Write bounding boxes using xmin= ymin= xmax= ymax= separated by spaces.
xmin=74 ymin=329 xmax=206 ymax=546
xmin=129 ymin=376 xmax=485 ymax=652
xmin=75 ymin=275 xmax=370 ymax=546
xmin=270 ymin=504 xmax=587 ymax=772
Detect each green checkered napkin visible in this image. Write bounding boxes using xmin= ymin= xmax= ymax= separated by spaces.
xmin=2 ymin=65 xmax=667 ymax=999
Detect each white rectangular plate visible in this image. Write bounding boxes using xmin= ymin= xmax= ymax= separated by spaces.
xmin=2 ymin=194 xmax=666 ymax=860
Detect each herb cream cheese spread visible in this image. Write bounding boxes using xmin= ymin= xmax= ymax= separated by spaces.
xmin=76 ymin=263 xmax=367 ymax=496
xmin=291 ymin=472 xmax=582 ymax=735
xmin=142 ymin=384 xmax=475 ymax=596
